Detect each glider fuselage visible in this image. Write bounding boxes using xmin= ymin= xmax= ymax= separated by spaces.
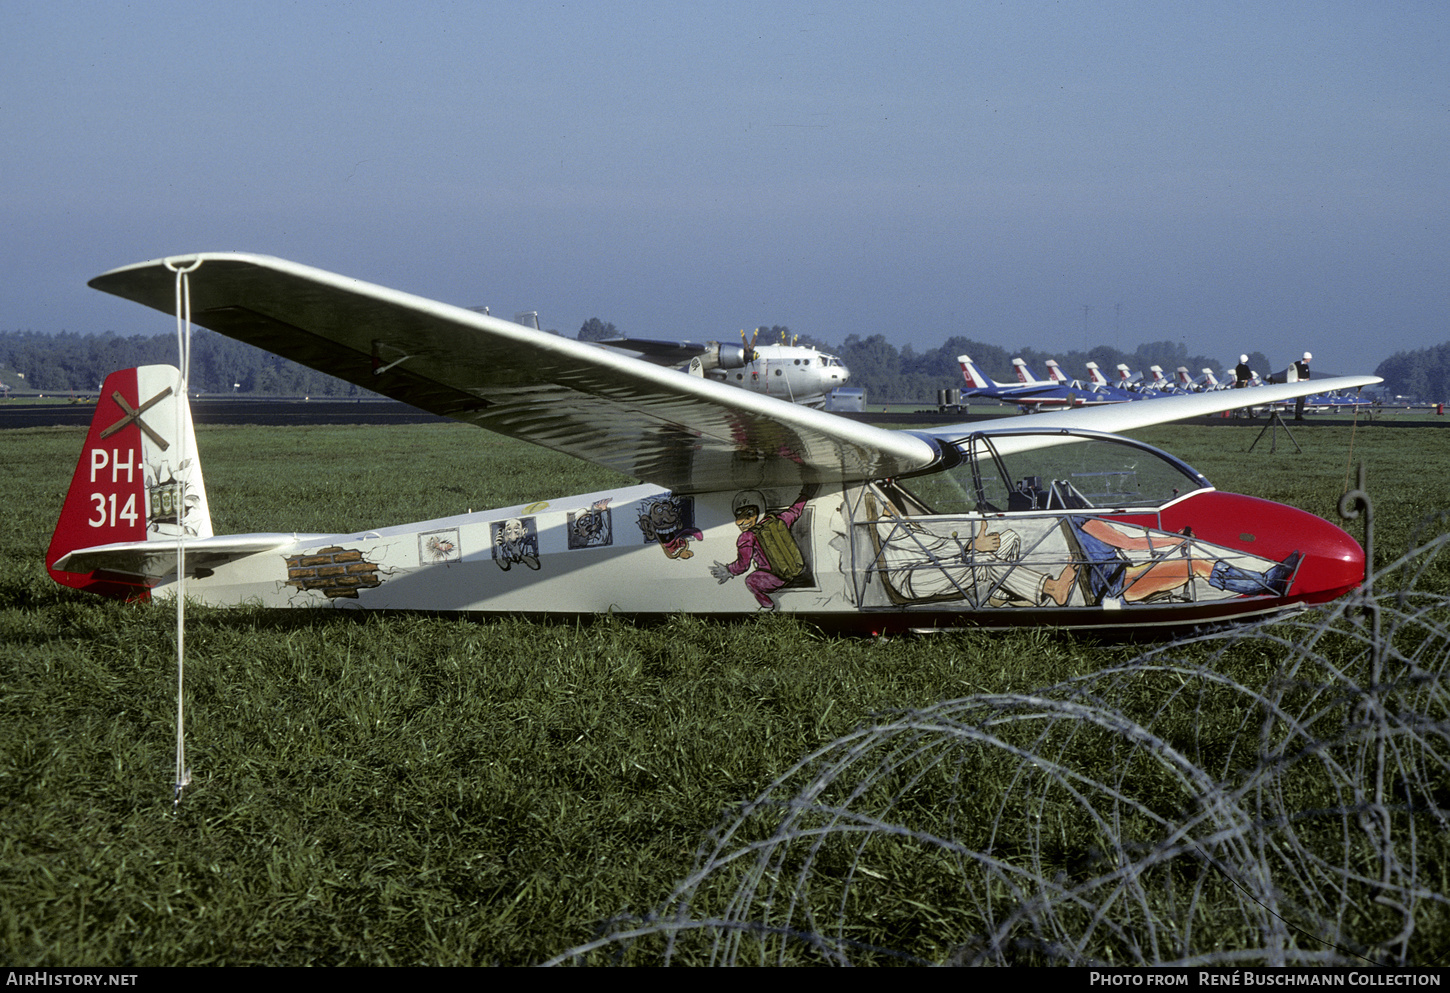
xmin=57 ymin=479 xmax=1365 ymax=635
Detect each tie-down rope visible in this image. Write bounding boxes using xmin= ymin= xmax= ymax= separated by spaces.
xmin=164 ymin=256 xmax=201 ymax=809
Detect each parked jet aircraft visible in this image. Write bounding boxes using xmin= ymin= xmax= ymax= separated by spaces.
xmin=1083 ymin=363 xmax=1143 ymax=403
xmin=1147 ymin=366 xmax=1178 ymax=392
xmin=958 ymin=355 xmax=1058 ymax=395
xmin=1047 ymin=358 xmax=1138 ymax=401
xmin=1048 ymin=360 xmax=1116 ymax=399
xmin=599 ymin=332 xmax=852 ymax=409
xmin=1114 ymin=364 xmax=1172 ymax=396
xmin=1012 ymin=357 xmax=1053 ymax=387
xmin=50 ymin=253 xmax=1379 ymax=635
xmin=956 ymin=355 xmax=1059 ymax=406
xmin=1173 ymin=366 xmax=1226 ymax=392
xmin=957 ymin=355 xmax=1124 ymax=409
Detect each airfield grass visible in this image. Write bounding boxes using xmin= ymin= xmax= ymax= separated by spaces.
xmin=2 ymin=417 xmax=1448 ymax=965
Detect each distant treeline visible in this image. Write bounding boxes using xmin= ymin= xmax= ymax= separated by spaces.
xmin=1372 ymin=343 xmax=1450 ymax=403
xmin=0 ymin=329 xmax=376 ymax=397
xmin=2 ymin=326 xmax=1410 ymax=401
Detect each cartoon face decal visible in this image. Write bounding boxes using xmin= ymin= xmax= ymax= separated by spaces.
xmin=492 ymin=516 xmax=540 ymax=571
xmin=419 ymin=528 xmax=462 ymax=564
xmin=637 ymin=493 xmax=702 ymax=560
xmin=567 ymin=499 xmax=613 ymax=550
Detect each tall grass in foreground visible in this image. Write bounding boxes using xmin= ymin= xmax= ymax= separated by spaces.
xmin=2 ymin=419 xmax=1447 ymax=965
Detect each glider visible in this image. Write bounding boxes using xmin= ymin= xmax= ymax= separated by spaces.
xmin=49 ymin=253 xmax=1380 ymax=634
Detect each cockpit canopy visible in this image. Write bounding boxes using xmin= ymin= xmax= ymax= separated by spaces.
xmin=899 ymin=429 xmax=1212 ymax=515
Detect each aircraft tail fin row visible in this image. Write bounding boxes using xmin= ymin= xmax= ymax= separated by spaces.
xmin=47 ymin=365 xmax=213 ymax=599
xmin=960 ymin=355 xmax=1056 ymax=390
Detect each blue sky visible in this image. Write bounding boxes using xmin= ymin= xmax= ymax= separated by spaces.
xmin=3 ymin=1 xmax=1446 ymax=375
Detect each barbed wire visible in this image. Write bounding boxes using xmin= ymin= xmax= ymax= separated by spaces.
xmin=548 ymin=508 xmax=1450 ymax=967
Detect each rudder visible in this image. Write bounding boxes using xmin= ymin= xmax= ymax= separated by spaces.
xmin=47 ymin=366 xmax=213 ymax=598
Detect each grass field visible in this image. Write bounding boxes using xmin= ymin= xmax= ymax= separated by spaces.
xmin=2 ymin=416 xmax=1448 ymax=965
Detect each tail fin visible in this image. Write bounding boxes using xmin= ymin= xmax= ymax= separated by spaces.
xmin=1045 ymin=359 xmax=1068 ymax=384
xmin=48 ymin=366 xmax=212 ymax=598
xmin=956 ymin=355 xmax=993 ymax=389
xmin=1086 ymin=362 xmax=1109 ymax=387
xmin=1013 ymin=357 xmax=1052 ymax=385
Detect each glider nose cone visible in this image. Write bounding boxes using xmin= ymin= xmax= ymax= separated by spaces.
xmin=1165 ymin=492 xmax=1365 ymax=606
xmin=1292 ymin=514 xmax=1366 ymax=603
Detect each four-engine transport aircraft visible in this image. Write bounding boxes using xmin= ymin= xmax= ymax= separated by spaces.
xmin=50 ymin=253 xmax=1380 ymax=634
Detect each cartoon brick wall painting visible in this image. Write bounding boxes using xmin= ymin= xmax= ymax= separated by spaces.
xmin=285 ymin=546 xmax=384 ymax=599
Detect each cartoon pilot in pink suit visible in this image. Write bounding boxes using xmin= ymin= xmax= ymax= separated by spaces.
xmin=710 ymin=485 xmax=812 ymax=610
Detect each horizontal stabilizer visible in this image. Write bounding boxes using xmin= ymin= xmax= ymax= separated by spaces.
xmin=53 ymin=533 xmax=313 ymax=581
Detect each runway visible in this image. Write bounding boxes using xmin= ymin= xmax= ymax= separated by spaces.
xmin=0 ymin=397 xmax=448 ymax=429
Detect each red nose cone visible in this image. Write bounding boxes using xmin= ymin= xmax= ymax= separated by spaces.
xmin=1160 ymin=491 xmax=1365 ymax=604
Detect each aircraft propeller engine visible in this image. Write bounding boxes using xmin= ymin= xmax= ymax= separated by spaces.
xmin=699 ymin=341 xmax=750 ymax=371
xmin=740 ymin=328 xmax=760 ymax=365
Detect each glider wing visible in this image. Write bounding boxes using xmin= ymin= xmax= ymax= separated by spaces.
xmin=89 ymin=253 xmax=936 ymax=493
xmin=933 ymin=376 xmax=1382 ymax=440
xmin=90 ymin=253 xmax=1380 ymax=491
